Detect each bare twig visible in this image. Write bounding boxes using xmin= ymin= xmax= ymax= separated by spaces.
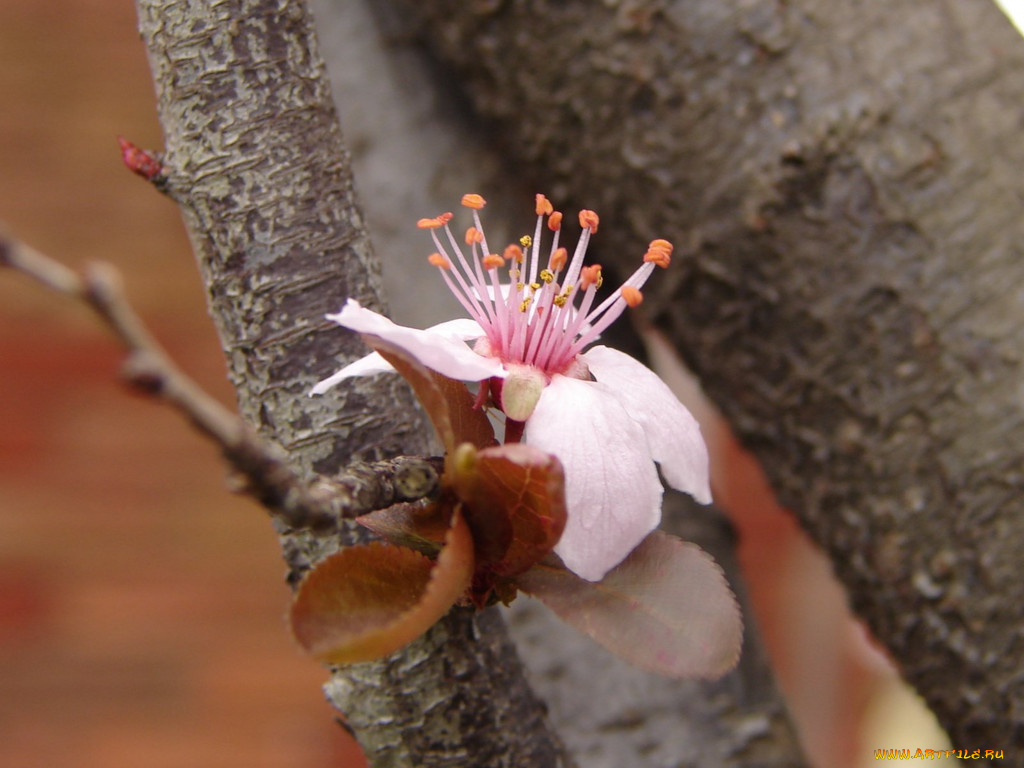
xmin=0 ymin=225 xmax=440 ymax=532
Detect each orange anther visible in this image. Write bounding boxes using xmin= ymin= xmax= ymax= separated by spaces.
xmin=648 ymin=238 xmax=674 ymax=255
xmin=621 ymin=286 xmax=643 ymax=307
xmin=428 ymin=253 xmax=452 ymax=269
xmin=643 ymin=248 xmax=671 ymax=268
xmin=578 ymin=209 xmax=600 ymax=233
xmin=548 ymin=247 xmax=568 ymax=272
xmin=580 ymin=264 xmax=603 ymax=290
xmin=465 ymin=227 xmax=484 ymax=245
xmin=482 ymin=253 xmax=505 ymax=270
xmin=548 ymin=211 xmax=563 ymax=231
xmin=504 ymin=243 xmax=524 ymax=262
xmin=417 ymin=217 xmax=443 ymax=229
xmin=461 ymin=193 xmax=486 ymax=209
xmin=438 ymin=211 xmax=454 ymax=224
xmin=535 ymin=194 xmax=553 ymax=216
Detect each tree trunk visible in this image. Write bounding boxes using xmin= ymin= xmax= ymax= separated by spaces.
xmin=381 ymin=0 xmax=1024 ymax=758
xmin=134 ymin=1 xmax=566 ymax=765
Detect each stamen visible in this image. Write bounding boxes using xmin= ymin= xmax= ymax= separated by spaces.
xmin=580 ymin=264 xmax=603 ymax=290
xmin=578 ymin=209 xmax=600 ymax=233
xmin=428 ymin=252 xmax=451 ymax=269
xmin=482 ymin=253 xmax=505 ymax=270
xmin=548 ymin=247 xmax=568 ymax=272
xmin=621 ymin=286 xmax=643 ymax=307
xmin=643 ymin=238 xmax=673 ymax=268
xmin=420 ymin=194 xmax=673 ymax=382
xmin=417 ymin=215 xmax=450 ymax=230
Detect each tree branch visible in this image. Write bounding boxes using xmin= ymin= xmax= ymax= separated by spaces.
xmin=130 ymin=1 xmax=568 ymax=765
xmin=383 ymin=0 xmax=1024 ymax=756
xmin=0 ymin=227 xmax=442 ymax=534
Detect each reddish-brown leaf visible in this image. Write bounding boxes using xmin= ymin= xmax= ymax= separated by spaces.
xmin=355 ymin=502 xmax=450 ymax=558
xmin=290 ymin=510 xmax=474 ymax=664
xmin=369 ymin=341 xmax=496 ymax=453
xmin=452 ymin=442 xmax=567 ymax=577
xmin=515 ymin=532 xmax=742 ymax=678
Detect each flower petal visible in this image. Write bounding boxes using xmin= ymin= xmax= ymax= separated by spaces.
xmin=423 ymin=318 xmax=489 ymax=343
xmin=323 ymin=299 xmax=503 ymax=384
xmin=311 ymin=316 xmax=490 ymax=395
xmin=581 ymin=345 xmax=711 ymax=504
xmin=311 ymin=351 xmax=392 ymax=395
xmin=525 ymin=374 xmax=663 ymax=581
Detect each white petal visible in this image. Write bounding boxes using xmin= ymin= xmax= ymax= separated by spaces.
xmin=311 ymin=316 xmax=490 ymax=395
xmin=581 ymin=345 xmax=711 ymax=504
xmin=325 ymin=299 xmax=505 ymax=383
xmin=423 ymin=317 xmax=488 ymax=343
xmin=310 ymin=351 xmax=392 ymax=395
xmin=525 ymin=374 xmax=663 ymax=582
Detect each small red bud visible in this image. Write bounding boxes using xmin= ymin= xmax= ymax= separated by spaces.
xmin=117 ymin=136 xmax=163 ymax=181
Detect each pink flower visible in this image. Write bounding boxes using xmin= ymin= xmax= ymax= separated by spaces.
xmin=313 ymin=194 xmax=710 ymax=581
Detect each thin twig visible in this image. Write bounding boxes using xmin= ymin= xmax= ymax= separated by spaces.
xmin=0 ymin=225 xmax=440 ymax=531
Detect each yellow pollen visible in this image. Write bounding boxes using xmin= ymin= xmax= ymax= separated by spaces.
xmin=553 ymin=294 xmax=568 ymax=307
xmin=482 ymin=253 xmax=505 ymax=270
xmin=465 ymin=227 xmax=484 ymax=245
xmin=520 ymin=235 xmax=532 ymax=249
xmin=535 ymin=194 xmax=553 ymax=216
xmin=461 ymin=193 xmax=486 ymax=209
xmin=539 ymin=269 xmax=554 ymax=283
xmin=578 ymin=209 xmax=600 ymax=233
xmin=548 ymin=211 xmax=563 ymax=231
xmin=520 ymin=297 xmax=532 ymax=312
xmin=428 ymin=252 xmax=451 ymax=269
xmin=548 ymin=247 xmax=568 ymax=271
xmin=621 ymin=286 xmax=643 ymax=307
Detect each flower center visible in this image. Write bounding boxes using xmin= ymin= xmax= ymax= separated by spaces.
xmin=418 ymin=194 xmax=672 ymax=377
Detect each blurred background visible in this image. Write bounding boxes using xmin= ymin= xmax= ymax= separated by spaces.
xmin=1 ymin=1 xmax=982 ymax=766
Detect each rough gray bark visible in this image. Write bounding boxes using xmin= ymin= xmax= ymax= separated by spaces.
xmin=380 ymin=0 xmax=1024 ymax=759
xmin=133 ymin=1 xmax=566 ymax=765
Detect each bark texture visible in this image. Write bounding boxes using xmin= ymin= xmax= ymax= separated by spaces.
xmin=134 ymin=2 xmax=565 ymax=765
xmin=383 ymin=0 xmax=1024 ymax=758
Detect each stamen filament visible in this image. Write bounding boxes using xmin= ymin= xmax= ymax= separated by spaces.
xmin=421 ymin=195 xmax=672 ymax=382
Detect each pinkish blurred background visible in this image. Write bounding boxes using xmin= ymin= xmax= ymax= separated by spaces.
xmin=0 ymin=2 xmax=956 ymax=766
